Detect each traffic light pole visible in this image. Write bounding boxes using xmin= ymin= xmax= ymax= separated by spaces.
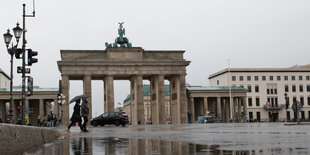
xmin=21 ymin=4 xmax=35 ymax=125
xmin=21 ymin=4 xmax=26 ymax=125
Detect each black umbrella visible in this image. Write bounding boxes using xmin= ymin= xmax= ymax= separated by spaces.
xmin=70 ymin=95 xmax=87 ymax=104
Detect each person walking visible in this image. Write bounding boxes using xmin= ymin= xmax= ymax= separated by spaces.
xmin=187 ymin=110 xmax=192 ymax=124
xmin=37 ymin=115 xmax=41 ymax=127
xmin=67 ymin=99 xmax=82 ymax=130
xmin=81 ymin=98 xmax=89 ymax=132
xmin=47 ymin=115 xmax=51 ymax=127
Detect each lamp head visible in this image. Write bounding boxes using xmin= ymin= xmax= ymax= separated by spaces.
xmin=3 ymin=29 xmax=13 ymax=48
xmin=13 ymin=23 xmax=23 ymax=43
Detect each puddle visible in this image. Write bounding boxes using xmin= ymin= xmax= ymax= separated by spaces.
xmin=24 ymin=136 xmax=310 ymax=155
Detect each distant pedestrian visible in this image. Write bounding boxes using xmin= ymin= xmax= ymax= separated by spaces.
xmin=50 ymin=114 xmax=54 ymax=127
xmin=47 ymin=115 xmax=51 ymax=127
xmin=81 ymin=98 xmax=89 ymax=132
xmin=187 ymin=110 xmax=192 ymax=124
xmin=68 ymin=99 xmax=82 ymax=130
xmin=37 ymin=115 xmax=41 ymax=127
xmin=53 ymin=115 xmax=57 ymax=127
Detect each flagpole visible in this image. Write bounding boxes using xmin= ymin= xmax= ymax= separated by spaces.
xmin=228 ymin=59 xmax=233 ymax=122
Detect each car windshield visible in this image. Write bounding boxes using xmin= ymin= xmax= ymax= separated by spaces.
xmin=101 ymin=113 xmax=109 ymax=117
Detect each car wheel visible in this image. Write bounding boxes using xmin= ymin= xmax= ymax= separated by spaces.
xmin=92 ymin=121 xmax=98 ymax=127
xmin=115 ymin=120 xmax=120 ymax=126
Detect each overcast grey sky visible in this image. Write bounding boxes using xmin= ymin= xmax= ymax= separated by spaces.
xmin=1 ymin=0 xmax=309 ymax=117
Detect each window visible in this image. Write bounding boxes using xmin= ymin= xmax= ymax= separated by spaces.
xmin=166 ymin=106 xmax=169 ymax=115
xmin=232 ymin=76 xmax=236 ymax=81
xmin=292 ymin=76 xmax=295 ymax=81
xmin=247 ymin=76 xmax=251 ymax=81
xmin=275 ymin=98 xmax=278 ymax=107
xmin=262 ymin=76 xmax=266 ymax=81
xmin=274 ymin=89 xmax=277 ymax=94
xmin=248 ymin=98 xmax=252 ymax=107
xmin=284 ymin=76 xmax=288 ymax=81
xmin=277 ymin=76 xmax=281 ymax=81
xmin=293 ymin=97 xmax=297 ymax=103
xmin=256 ymin=97 xmax=260 ymax=106
xmin=269 ymin=76 xmax=273 ymax=81
xmin=256 ymin=112 xmax=261 ymax=122
xmin=255 ymin=76 xmax=259 ymax=81
xmin=255 ymin=85 xmax=259 ymax=92
xmin=307 ymin=76 xmax=310 ymax=80
xmin=249 ymin=112 xmax=253 ymax=120
xmin=300 ymin=97 xmax=304 ymax=105
xmin=307 ymin=85 xmax=310 ymax=92
xmin=267 ymin=89 xmax=270 ymax=94
xmin=285 ymin=85 xmax=289 ymax=92
xmin=240 ymin=85 xmax=244 ymax=88
xmin=292 ymin=85 xmax=296 ymax=92
xmin=299 ymin=76 xmax=303 ymax=81
xmin=300 ymin=85 xmax=303 ymax=92
xmin=270 ymin=89 xmax=274 ymax=94
xmin=308 ymin=97 xmax=310 ymax=106
xmin=239 ymin=76 xmax=244 ymax=81
xmin=217 ymin=80 xmax=219 ymax=85
xmin=248 ymin=85 xmax=252 ymax=92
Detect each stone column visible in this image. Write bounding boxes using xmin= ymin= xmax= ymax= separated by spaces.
xmin=204 ymin=97 xmax=208 ymax=116
xmin=83 ymin=75 xmax=92 ymax=122
xmin=130 ymin=75 xmax=144 ymax=125
xmin=190 ymin=97 xmax=195 ymax=123
xmin=238 ymin=98 xmax=242 ymax=122
xmin=169 ymin=74 xmax=187 ymax=124
xmin=61 ymin=74 xmax=70 ymax=126
xmin=217 ymin=97 xmax=221 ymax=118
xmin=242 ymin=97 xmax=247 ymax=115
xmin=150 ymin=75 xmax=166 ymax=124
xmin=39 ymin=99 xmax=44 ymax=121
xmin=179 ymin=75 xmax=187 ymax=124
xmin=229 ymin=97 xmax=233 ymax=120
xmin=233 ymin=97 xmax=237 ymax=121
xmin=169 ymin=76 xmax=180 ymax=124
xmin=104 ymin=75 xmax=114 ymax=113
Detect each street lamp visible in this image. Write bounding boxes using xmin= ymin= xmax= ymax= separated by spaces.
xmin=57 ymin=93 xmax=65 ymax=126
xmin=284 ymin=93 xmax=289 ymax=122
xmin=3 ymin=23 xmax=23 ymax=124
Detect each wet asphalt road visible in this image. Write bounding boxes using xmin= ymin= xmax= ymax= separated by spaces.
xmin=26 ymin=123 xmax=310 ymax=155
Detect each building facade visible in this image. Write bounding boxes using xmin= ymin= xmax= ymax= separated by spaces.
xmin=209 ymin=64 xmax=310 ymax=122
xmin=0 ymin=68 xmax=10 ymax=89
xmin=122 ymin=85 xmax=247 ymax=124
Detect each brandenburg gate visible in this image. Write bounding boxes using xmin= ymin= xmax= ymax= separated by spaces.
xmin=57 ymin=24 xmax=190 ymax=125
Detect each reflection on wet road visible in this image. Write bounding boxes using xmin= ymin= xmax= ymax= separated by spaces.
xmin=26 ymin=123 xmax=310 ymax=155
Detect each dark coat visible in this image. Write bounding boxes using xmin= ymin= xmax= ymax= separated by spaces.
xmin=70 ymin=103 xmax=81 ymax=122
xmin=81 ymin=102 xmax=89 ymax=118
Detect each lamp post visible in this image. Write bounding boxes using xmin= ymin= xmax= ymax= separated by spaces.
xmin=284 ymin=93 xmax=289 ymax=122
xmin=57 ymin=93 xmax=65 ymax=126
xmin=3 ymin=23 xmax=23 ymax=124
xmin=3 ymin=3 xmax=35 ymax=125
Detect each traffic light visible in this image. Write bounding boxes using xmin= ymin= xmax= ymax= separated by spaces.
xmin=27 ymin=49 xmax=38 ymax=66
xmin=27 ymin=76 xmax=33 ymax=96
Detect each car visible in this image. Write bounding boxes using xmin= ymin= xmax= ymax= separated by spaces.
xmin=202 ymin=116 xmax=222 ymax=123
xmin=91 ymin=112 xmax=129 ymax=127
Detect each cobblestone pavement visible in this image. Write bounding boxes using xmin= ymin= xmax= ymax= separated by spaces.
xmin=26 ymin=123 xmax=310 ymax=154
